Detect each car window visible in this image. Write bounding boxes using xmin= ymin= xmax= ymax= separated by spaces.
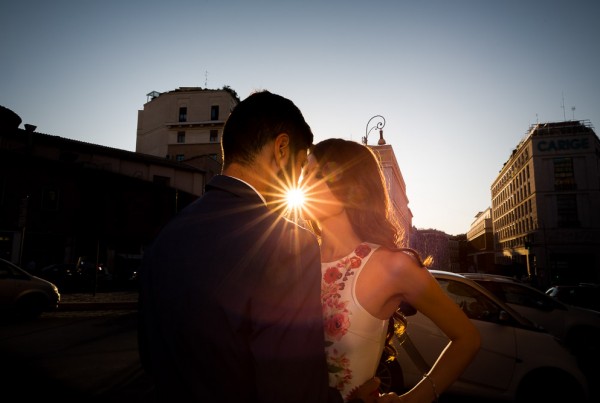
xmin=0 ymin=259 xmax=29 ymax=280
xmin=479 ymin=281 xmax=564 ymax=311
xmin=438 ymin=278 xmax=503 ymax=322
xmin=570 ymin=288 xmax=599 ymax=307
xmin=548 ymin=286 xmax=600 ymax=311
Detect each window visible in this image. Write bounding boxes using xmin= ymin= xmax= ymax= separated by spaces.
xmin=556 ymin=194 xmax=579 ymax=227
xmin=42 ymin=188 xmax=59 ymax=211
xmin=177 ymin=131 xmax=185 ymax=143
xmin=553 ymin=157 xmax=576 ymax=191
xmin=211 ymin=105 xmax=219 ymax=120
xmin=438 ymin=279 xmax=502 ymax=322
xmin=179 ymin=107 xmax=187 ymax=122
xmin=476 ymin=281 xmax=563 ymax=311
xmin=153 ymin=175 xmax=171 ymax=187
xmin=210 ymin=130 xmax=218 ymax=142
xmin=176 ymin=154 xmax=185 ymax=162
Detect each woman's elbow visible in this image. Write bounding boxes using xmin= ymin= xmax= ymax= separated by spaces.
xmin=465 ymin=323 xmax=482 ymax=356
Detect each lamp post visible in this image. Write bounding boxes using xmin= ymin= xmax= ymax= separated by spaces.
xmin=362 ymin=115 xmax=386 ymax=146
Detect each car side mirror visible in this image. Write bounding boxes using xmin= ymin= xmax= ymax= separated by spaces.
xmin=498 ymin=310 xmax=512 ymax=322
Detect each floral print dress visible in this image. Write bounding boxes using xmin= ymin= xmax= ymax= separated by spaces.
xmin=321 ymin=243 xmax=388 ymax=401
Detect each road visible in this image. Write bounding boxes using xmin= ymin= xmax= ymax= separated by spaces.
xmin=3 ymin=305 xmax=594 ymax=403
xmin=0 ymin=308 xmax=510 ymax=403
xmin=0 ymin=309 xmax=154 ymax=403
xmin=1 ymin=308 xmax=494 ymax=403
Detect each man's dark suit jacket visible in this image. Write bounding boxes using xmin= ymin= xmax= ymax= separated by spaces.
xmin=138 ymin=175 xmax=342 ymax=403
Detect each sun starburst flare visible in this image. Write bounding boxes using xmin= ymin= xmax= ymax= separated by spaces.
xmin=286 ymin=188 xmax=305 ymax=209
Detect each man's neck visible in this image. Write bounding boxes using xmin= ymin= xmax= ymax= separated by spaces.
xmin=222 ymin=163 xmax=268 ymax=202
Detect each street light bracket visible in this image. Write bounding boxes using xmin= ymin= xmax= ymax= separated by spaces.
xmin=363 ymin=115 xmax=386 ymax=145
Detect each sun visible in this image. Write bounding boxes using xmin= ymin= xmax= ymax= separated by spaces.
xmin=286 ymin=188 xmax=305 ymax=209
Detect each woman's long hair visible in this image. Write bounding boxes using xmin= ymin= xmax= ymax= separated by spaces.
xmin=307 ymin=138 xmax=429 ymax=267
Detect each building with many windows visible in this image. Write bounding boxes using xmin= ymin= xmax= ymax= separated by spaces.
xmin=491 ymin=120 xmax=600 ymax=286
xmin=136 ymin=87 xmax=240 ymax=180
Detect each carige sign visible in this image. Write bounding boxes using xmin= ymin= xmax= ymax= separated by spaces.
xmin=537 ymin=137 xmax=590 ymax=152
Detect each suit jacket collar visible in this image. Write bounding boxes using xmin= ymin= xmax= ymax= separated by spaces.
xmin=206 ymin=174 xmax=267 ymax=205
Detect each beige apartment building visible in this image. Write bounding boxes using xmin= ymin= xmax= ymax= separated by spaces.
xmin=491 ymin=120 xmax=600 ymax=286
xmin=136 ymin=87 xmax=240 ymax=179
xmin=466 ymin=207 xmax=495 ymax=273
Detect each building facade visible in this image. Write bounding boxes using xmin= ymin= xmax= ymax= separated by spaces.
xmin=466 ymin=207 xmax=495 ymax=273
xmin=1 ymin=109 xmax=202 ymax=278
xmin=491 ymin=120 xmax=600 ymax=286
xmin=136 ymin=86 xmax=240 ymax=179
xmin=370 ymin=144 xmax=413 ymax=246
xmin=410 ymin=229 xmax=451 ymax=270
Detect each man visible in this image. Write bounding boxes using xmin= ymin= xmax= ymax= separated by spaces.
xmin=138 ymin=91 xmax=378 ymax=402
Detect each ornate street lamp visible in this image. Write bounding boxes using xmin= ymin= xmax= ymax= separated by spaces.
xmin=362 ymin=115 xmax=386 ymax=146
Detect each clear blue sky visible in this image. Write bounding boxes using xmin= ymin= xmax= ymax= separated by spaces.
xmin=2 ymin=1 xmax=599 ymax=235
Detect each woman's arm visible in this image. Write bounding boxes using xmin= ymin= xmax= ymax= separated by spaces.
xmin=381 ymin=254 xmax=481 ymax=403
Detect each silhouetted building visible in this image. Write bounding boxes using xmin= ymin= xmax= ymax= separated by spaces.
xmin=410 ymin=228 xmax=450 ymax=270
xmin=448 ymin=233 xmax=468 ymax=272
xmin=1 ymin=107 xmax=203 ymax=280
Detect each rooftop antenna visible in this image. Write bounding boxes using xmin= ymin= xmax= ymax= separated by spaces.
xmin=561 ymin=92 xmax=566 ymax=121
xmin=571 ymin=106 xmax=576 ymax=120
xmin=205 ymin=70 xmax=208 ymax=88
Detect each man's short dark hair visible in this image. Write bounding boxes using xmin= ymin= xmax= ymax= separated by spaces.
xmin=221 ymin=90 xmax=313 ymax=168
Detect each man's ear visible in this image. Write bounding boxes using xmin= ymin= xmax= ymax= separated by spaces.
xmin=274 ymin=133 xmax=290 ymax=165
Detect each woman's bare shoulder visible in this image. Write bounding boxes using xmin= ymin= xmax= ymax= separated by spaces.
xmin=377 ymin=246 xmax=423 ymax=266
xmin=376 ymin=247 xmax=425 ymax=279
xmin=369 ymin=247 xmax=432 ymax=307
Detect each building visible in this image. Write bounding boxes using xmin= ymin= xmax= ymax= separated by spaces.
xmin=491 ymin=120 xmax=600 ymax=286
xmin=448 ymin=233 xmax=468 ymax=272
xmin=466 ymin=208 xmax=495 ymax=273
xmin=410 ymin=228 xmax=450 ymax=270
xmin=0 ymin=106 xmax=202 ymax=278
xmin=136 ymin=86 xmax=240 ymax=180
xmin=370 ymin=143 xmax=413 ymax=246
xmin=362 ymin=117 xmax=413 ymax=246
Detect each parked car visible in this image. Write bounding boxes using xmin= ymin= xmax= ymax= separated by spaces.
xmin=0 ymin=258 xmax=60 ymax=320
xmin=38 ymin=263 xmax=79 ymax=292
xmin=39 ymin=257 xmax=112 ymax=292
xmin=377 ymin=270 xmax=589 ymax=402
xmin=546 ymin=283 xmax=600 ymax=313
xmin=460 ymin=272 xmax=600 ymax=363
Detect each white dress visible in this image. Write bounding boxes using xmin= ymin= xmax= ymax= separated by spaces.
xmin=321 ymin=242 xmax=388 ymax=401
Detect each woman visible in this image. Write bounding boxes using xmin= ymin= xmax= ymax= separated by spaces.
xmin=300 ymin=138 xmax=480 ymax=403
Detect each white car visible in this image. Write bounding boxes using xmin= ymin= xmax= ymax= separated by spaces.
xmin=377 ymin=270 xmax=589 ymax=402
xmin=461 ymin=273 xmax=600 ymax=363
xmin=0 ymin=258 xmax=60 ymax=320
